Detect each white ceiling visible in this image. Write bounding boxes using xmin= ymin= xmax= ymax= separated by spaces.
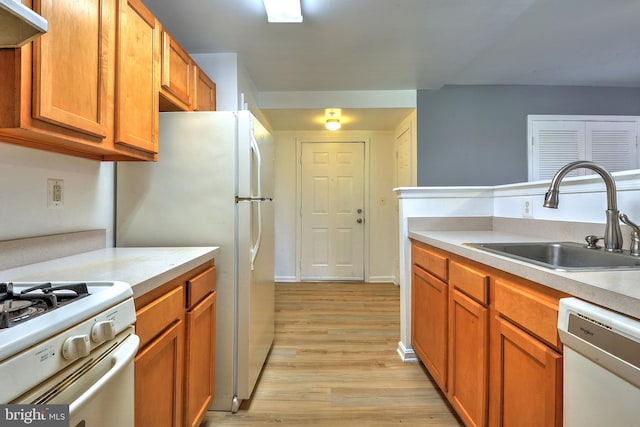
xmin=145 ymin=0 xmax=640 ymax=130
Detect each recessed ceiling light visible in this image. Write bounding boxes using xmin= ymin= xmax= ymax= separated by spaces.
xmin=263 ymin=0 xmax=303 ymax=23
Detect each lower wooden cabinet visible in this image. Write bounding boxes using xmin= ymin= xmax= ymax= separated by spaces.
xmin=448 ymin=260 xmax=489 ymax=427
xmin=184 ymin=266 xmax=217 ymax=427
xmin=135 ymin=317 xmax=184 ymax=427
xmin=134 ymin=260 xmax=216 ymax=427
xmin=410 ymin=240 xmax=565 ymax=427
xmin=449 ymin=288 xmax=488 ymax=427
xmin=412 ymin=265 xmax=448 ymax=391
xmin=489 ymin=315 xmax=562 ymax=427
xmin=490 ymin=277 xmax=564 ymax=427
xmin=134 ymin=284 xmax=185 ymax=427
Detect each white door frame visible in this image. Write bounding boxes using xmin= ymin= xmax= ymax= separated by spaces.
xmin=295 ymin=137 xmax=371 ymax=282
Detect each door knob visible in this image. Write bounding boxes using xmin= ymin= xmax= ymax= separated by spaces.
xmin=357 ymin=218 xmax=363 ymax=224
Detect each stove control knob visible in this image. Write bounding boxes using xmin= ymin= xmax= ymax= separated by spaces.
xmin=62 ymin=334 xmax=91 ymax=360
xmin=91 ymin=320 xmax=116 ymax=343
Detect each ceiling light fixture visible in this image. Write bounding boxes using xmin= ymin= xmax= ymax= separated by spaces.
xmin=262 ymin=0 xmax=303 ymax=23
xmin=325 ymin=108 xmax=341 ymax=131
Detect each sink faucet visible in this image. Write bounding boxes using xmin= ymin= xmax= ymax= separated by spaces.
xmin=543 ymin=161 xmax=623 ymax=252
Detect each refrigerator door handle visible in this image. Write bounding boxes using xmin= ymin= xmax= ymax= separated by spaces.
xmin=236 ymin=197 xmax=273 ymax=202
xmin=249 ymin=125 xmax=263 ymax=270
xmin=250 ymin=125 xmax=262 ymax=198
xmin=251 ymin=202 xmax=262 ymax=271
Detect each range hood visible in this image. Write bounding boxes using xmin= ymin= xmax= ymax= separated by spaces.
xmin=0 ymin=0 xmax=47 ymax=48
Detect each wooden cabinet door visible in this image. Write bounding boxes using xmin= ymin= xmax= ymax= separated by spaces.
xmin=33 ymin=0 xmax=113 ymax=139
xmin=448 ymin=288 xmax=488 ymax=427
xmin=490 ymin=315 xmax=562 ymax=427
xmin=193 ymin=66 xmax=216 ymax=111
xmin=412 ymin=265 xmax=448 ymax=391
xmin=160 ymin=31 xmax=193 ymax=111
xmin=184 ymin=291 xmax=216 ymax=427
xmin=115 ymin=0 xmax=159 ymax=155
xmin=135 ymin=318 xmax=184 ymax=427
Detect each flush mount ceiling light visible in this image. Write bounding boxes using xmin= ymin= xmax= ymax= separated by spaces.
xmin=325 ymin=108 xmax=341 ymax=131
xmin=262 ymin=0 xmax=303 ymax=23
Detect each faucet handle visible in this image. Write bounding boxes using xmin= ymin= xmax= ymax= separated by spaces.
xmin=620 ymin=214 xmax=640 ymax=256
xmin=620 ymin=213 xmax=640 ymax=233
xmin=584 ymin=235 xmax=603 ymax=249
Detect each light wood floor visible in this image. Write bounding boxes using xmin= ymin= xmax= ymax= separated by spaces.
xmin=202 ymin=282 xmax=462 ymax=426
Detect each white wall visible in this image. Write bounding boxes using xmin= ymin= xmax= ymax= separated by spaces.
xmin=0 ymin=142 xmax=115 ymax=246
xmin=274 ymin=130 xmax=397 ymax=282
xmin=191 ymin=53 xmax=273 ymax=132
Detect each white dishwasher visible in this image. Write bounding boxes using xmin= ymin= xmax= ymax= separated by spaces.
xmin=558 ymin=297 xmax=640 ymax=427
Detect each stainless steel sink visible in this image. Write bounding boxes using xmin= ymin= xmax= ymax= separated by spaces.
xmin=465 ymin=241 xmax=640 ymax=271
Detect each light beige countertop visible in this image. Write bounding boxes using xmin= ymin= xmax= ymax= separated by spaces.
xmin=0 ymin=247 xmax=219 ymax=298
xmin=409 ymin=230 xmax=640 ymax=320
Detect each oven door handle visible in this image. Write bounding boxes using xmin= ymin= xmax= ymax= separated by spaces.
xmin=69 ymin=333 xmax=140 ymax=415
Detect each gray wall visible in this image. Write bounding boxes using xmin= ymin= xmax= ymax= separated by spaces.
xmin=417 ymin=85 xmax=640 ymax=186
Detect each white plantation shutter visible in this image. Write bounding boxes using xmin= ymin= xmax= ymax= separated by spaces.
xmin=532 ymin=121 xmax=585 ymax=180
xmin=528 ymin=116 xmax=639 ymax=181
xmin=587 ymin=121 xmax=637 ymax=172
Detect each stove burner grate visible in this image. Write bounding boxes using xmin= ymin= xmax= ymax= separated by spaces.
xmin=0 ymin=282 xmax=90 ymax=329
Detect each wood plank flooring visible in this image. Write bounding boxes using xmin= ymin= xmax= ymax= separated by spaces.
xmin=202 ymin=282 xmax=462 ymax=426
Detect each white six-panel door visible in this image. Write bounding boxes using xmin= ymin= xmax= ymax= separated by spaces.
xmin=300 ymin=142 xmax=365 ymax=281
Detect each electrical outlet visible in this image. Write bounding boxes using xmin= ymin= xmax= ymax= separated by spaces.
xmin=47 ymin=179 xmax=64 ymax=208
xmin=522 ymin=197 xmax=533 ymax=218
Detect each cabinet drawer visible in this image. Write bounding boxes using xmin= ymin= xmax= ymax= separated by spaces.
xmin=494 ymin=279 xmax=561 ymax=349
xmin=186 ymin=265 xmax=216 ymax=309
xmin=412 ymin=243 xmax=448 ymax=282
xmin=136 ymin=285 xmax=185 ymax=348
xmin=450 ymin=261 xmax=489 ymax=305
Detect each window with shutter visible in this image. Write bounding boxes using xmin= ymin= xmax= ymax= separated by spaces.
xmin=587 ymin=121 xmax=637 ymax=172
xmin=528 ymin=115 xmax=639 ymax=181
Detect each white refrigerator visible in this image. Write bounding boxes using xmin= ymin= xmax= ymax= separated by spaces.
xmin=115 ymin=110 xmax=275 ymax=412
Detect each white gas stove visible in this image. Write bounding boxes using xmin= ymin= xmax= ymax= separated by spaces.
xmin=0 ymin=281 xmax=138 ymax=426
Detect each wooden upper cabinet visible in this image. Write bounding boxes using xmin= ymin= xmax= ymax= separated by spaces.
xmin=0 ymin=1 xmax=215 ymax=160
xmin=114 ymin=0 xmax=159 ymax=158
xmin=158 ymin=30 xmax=217 ymax=112
xmin=0 ymin=0 xmax=117 ymax=159
xmin=159 ymin=30 xmax=193 ymax=111
xmin=33 ymin=0 xmax=112 ymax=139
xmin=193 ymin=66 xmax=216 ymax=111
xmin=0 ymin=0 xmax=159 ymax=161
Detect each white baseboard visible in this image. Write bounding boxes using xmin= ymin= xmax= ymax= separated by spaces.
xmin=275 ymin=276 xmax=297 ymax=282
xmin=396 ymin=340 xmax=418 ymax=363
xmin=368 ymin=275 xmax=397 ymax=283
